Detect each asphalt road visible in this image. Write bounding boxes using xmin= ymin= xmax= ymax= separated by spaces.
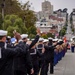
xmin=49 ymin=50 xmax=75 ymax=75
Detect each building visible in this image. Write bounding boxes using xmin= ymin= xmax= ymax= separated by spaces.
xmin=35 ymin=0 xmax=54 ymax=33
xmin=53 ymin=9 xmax=68 ymax=26
xmin=42 ymin=0 xmax=53 ymax=14
xmin=71 ymin=9 xmax=75 ymax=29
xmin=37 ymin=0 xmax=53 ymax=21
xmin=35 ymin=19 xmax=52 ymax=33
xmin=35 ymin=0 xmax=65 ymax=36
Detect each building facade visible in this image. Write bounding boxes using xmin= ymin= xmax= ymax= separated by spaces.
xmin=35 ymin=0 xmax=65 ymax=36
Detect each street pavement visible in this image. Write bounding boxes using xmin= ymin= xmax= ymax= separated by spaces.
xmin=49 ymin=50 xmax=75 ymax=75
xmin=65 ymin=23 xmax=73 ymax=41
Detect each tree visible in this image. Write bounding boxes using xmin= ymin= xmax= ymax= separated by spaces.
xmin=3 ymin=20 xmax=12 ymax=30
xmin=47 ymin=33 xmax=54 ymax=38
xmin=7 ymin=26 xmax=20 ymax=37
xmin=29 ymin=34 xmax=35 ymax=39
xmin=41 ymin=34 xmax=48 ymax=39
xmin=3 ymin=14 xmax=27 ymax=34
xmin=59 ymin=29 xmax=66 ymax=37
xmin=28 ymin=26 xmax=37 ymax=35
xmin=0 ymin=13 xmax=3 ymax=29
xmin=58 ymin=9 xmax=62 ymax=12
xmin=17 ymin=1 xmax=37 ymax=28
xmin=63 ymin=26 xmax=67 ymax=30
xmin=0 ymin=0 xmax=37 ymax=29
xmin=63 ymin=8 xmax=68 ymax=12
xmin=0 ymin=0 xmax=21 ymax=15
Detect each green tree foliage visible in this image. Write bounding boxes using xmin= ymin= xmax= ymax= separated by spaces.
xmin=63 ymin=8 xmax=68 ymax=12
xmin=0 ymin=0 xmax=21 ymax=15
xmin=63 ymin=26 xmax=67 ymax=30
xmin=59 ymin=29 xmax=66 ymax=37
xmin=47 ymin=33 xmax=54 ymax=38
xmin=7 ymin=26 xmax=20 ymax=37
xmin=28 ymin=26 xmax=36 ymax=35
xmin=3 ymin=14 xmax=27 ymax=36
xmin=41 ymin=34 xmax=48 ymax=39
xmin=0 ymin=0 xmax=37 ymax=29
xmin=17 ymin=1 xmax=37 ymax=28
xmin=0 ymin=0 xmax=37 ymax=36
xmin=72 ymin=28 xmax=74 ymax=33
xmin=23 ymin=10 xmax=37 ymax=28
xmin=29 ymin=34 xmax=35 ymax=39
xmin=3 ymin=20 xmax=12 ymax=30
xmin=0 ymin=13 xmax=3 ymax=29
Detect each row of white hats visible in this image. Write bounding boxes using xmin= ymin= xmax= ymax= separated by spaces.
xmin=21 ymin=35 xmax=63 ymax=42
xmin=38 ymin=37 xmax=63 ymax=42
xmin=0 ymin=30 xmax=63 ymax=42
xmin=0 ymin=30 xmax=28 ymax=38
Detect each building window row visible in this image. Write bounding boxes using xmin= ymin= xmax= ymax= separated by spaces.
xmin=40 ymin=24 xmax=46 ymax=26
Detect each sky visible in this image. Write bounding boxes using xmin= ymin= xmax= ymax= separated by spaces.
xmin=19 ymin=0 xmax=75 ymax=14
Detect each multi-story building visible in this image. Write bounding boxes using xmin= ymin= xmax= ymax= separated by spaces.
xmin=53 ymin=9 xmax=68 ymax=25
xmin=35 ymin=0 xmax=64 ymax=36
xmin=37 ymin=0 xmax=53 ymax=21
xmin=42 ymin=0 xmax=53 ymax=14
xmin=70 ymin=9 xmax=75 ymax=28
xmin=35 ymin=0 xmax=54 ymax=33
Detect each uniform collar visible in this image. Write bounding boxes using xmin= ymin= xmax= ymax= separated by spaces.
xmin=0 ymin=42 xmax=5 ymax=48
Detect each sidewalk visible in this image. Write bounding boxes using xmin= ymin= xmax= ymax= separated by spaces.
xmin=49 ymin=50 xmax=75 ymax=75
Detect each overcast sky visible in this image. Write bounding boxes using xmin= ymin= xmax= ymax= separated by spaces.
xmin=19 ymin=0 xmax=75 ymax=14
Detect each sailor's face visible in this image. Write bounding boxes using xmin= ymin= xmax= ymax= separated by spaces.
xmin=23 ymin=38 xmax=28 ymax=42
xmin=2 ymin=36 xmax=7 ymax=42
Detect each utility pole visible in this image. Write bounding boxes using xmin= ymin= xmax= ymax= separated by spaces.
xmin=24 ymin=16 xmax=25 ymax=27
xmin=1 ymin=0 xmax=5 ymax=20
xmin=1 ymin=0 xmax=5 ymax=29
xmin=74 ymin=23 xmax=75 ymax=35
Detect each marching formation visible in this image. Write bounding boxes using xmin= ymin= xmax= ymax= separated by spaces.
xmin=0 ymin=29 xmax=68 ymax=75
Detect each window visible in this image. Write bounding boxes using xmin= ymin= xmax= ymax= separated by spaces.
xmin=44 ymin=24 xmax=46 ymax=26
xmin=40 ymin=24 xmax=42 ymax=26
xmin=40 ymin=17 xmax=41 ymax=19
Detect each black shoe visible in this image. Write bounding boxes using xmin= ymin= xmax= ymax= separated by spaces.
xmin=50 ymin=72 xmax=54 ymax=74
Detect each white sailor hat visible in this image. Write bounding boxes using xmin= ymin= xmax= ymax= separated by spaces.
xmin=39 ymin=38 xmax=44 ymax=42
xmin=58 ymin=39 xmax=63 ymax=42
xmin=48 ymin=37 xmax=53 ymax=40
xmin=31 ymin=39 xmax=34 ymax=41
xmin=7 ymin=36 xmax=11 ymax=39
xmin=27 ymin=38 xmax=30 ymax=41
xmin=53 ymin=38 xmax=58 ymax=41
xmin=0 ymin=30 xmax=7 ymax=36
xmin=43 ymin=39 xmax=48 ymax=43
xmin=21 ymin=34 xmax=28 ymax=39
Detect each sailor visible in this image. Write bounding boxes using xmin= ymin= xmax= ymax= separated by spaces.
xmin=14 ymin=28 xmax=40 ymax=75
xmin=0 ymin=30 xmax=26 ymax=75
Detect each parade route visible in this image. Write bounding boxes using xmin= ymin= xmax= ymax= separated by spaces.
xmin=49 ymin=50 xmax=75 ymax=75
